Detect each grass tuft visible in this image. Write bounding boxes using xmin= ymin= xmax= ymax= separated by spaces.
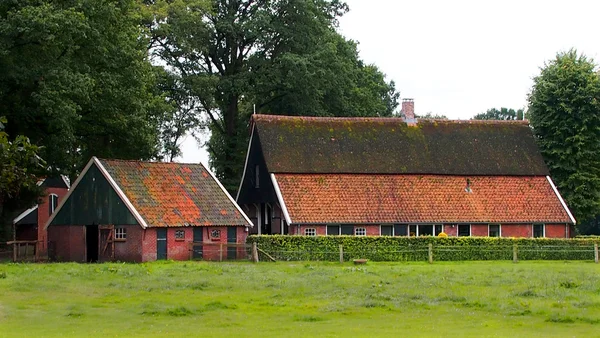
xmin=293 ymin=315 xmax=325 ymax=322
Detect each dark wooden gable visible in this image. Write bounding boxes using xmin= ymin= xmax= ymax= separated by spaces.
xmin=236 ymin=127 xmax=278 ymax=205
xmin=50 ymin=163 xmax=138 ymax=226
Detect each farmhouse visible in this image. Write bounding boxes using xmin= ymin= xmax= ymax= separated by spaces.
xmin=12 ymin=176 xmax=70 ymax=258
xmin=236 ymin=101 xmax=575 ymax=238
xmin=46 ymin=157 xmax=252 ymax=262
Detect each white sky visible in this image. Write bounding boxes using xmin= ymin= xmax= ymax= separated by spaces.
xmin=180 ymin=0 xmax=600 ymax=165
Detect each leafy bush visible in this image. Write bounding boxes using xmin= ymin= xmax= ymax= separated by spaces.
xmin=247 ymin=235 xmax=598 ymax=262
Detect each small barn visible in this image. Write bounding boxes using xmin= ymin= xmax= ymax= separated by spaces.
xmin=13 ymin=176 xmax=69 ymax=258
xmin=46 ymin=157 xmax=252 ymax=262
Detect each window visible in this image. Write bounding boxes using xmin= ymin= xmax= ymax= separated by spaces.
xmin=254 ymin=165 xmax=260 ymax=188
xmin=210 ymin=229 xmax=221 ymax=239
xmin=533 ymin=224 xmax=544 ymax=238
xmin=355 ymin=227 xmax=366 ymax=236
xmin=409 ymin=224 xmax=417 ymax=237
xmin=458 ymin=224 xmax=471 ymax=237
xmin=489 ymin=224 xmax=500 ymax=237
xmin=326 ymin=225 xmax=340 ymax=235
xmin=341 ymin=225 xmax=354 ymax=235
xmin=115 ymin=228 xmax=127 ymax=241
xmin=419 ymin=225 xmax=434 ymax=236
xmin=304 ymin=228 xmax=316 ymax=236
xmin=49 ymin=194 xmax=59 ymax=216
xmin=435 ymin=225 xmax=443 ymax=236
xmin=381 ymin=225 xmax=393 ymax=236
xmin=175 ymin=229 xmax=185 ymax=241
xmin=394 ymin=224 xmax=408 ymax=236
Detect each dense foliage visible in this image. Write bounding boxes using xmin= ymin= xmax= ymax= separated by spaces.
xmin=144 ymin=0 xmax=399 ymax=191
xmin=0 ymin=0 xmax=163 ymax=181
xmin=472 ymin=107 xmax=524 ymax=120
xmin=0 ymin=117 xmax=44 ymax=240
xmin=248 ymin=235 xmax=598 ymax=262
xmin=528 ymin=50 xmax=600 ymax=224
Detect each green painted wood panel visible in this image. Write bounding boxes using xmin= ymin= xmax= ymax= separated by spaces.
xmin=50 ymin=164 xmax=138 ymax=226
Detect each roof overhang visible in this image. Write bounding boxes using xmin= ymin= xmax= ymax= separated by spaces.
xmin=270 ymin=174 xmax=292 ymax=225
xmin=204 ymin=162 xmax=254 ymax=228
xmin=546 ymin=176 xmax=576 ymax=224
xmin=236 ymin=122 xmax=255 ymax=201
xmin=13 ymin=205 xmax=38 ymax=225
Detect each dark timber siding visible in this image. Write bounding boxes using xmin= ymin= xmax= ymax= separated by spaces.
xmin=50 ymin=164 xmax=138 ymax=226
xmin=237 ymin=130 xmax=278 ymax=205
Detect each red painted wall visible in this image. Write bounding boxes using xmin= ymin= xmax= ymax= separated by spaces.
xmin=442 ymin=225 xmax=458 ymax=237
xmin=501 ymin=224 xmax=533 ymax=238
xmin=545 ymin=224 xmax=568 ymax=238
xmin=470 ymin=224 xmax=488 ymax=237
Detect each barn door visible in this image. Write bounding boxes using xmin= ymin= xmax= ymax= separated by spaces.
xmin=98 ymin=225 xmax=115 ymax=262
xmin=227 ymin=227 xmax=237 ymax=260
xmin=157 ymin=228 xmax=167 ymax=260
xmin=192 ymin=228 xmax=203 ymax=259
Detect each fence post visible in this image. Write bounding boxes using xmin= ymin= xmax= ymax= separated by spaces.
xmin=595 ymin=243 xmax=599 ymax=264
xmin=13 ymin=243 xmax=17 ymax=262
xmin=428 ymin=243 xmax=433 ymax=264
xmin=252 ymin=242 xmax=259 ymax=263
xmin=513 ymin=244 xmax=518 ymax=263
xmin=219 ymin=243 xmax=223 ymax=262
xmin=339 ymin=244 xmax=344 ymax=264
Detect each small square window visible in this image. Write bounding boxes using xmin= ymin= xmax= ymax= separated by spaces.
xmin=355 ymin=227 xmax=366 ymax=236
xmin=304 ymin=228 xmax=316 ymax=236
xmin=175 ymin=229 xmax=185 ymax=241
xmin=489 ymin=224 xmax=500 ymax=237
xmin=115 ymin=228 xmax=126 ymax=241
xmin=210 ymin=229 xmax=221 ymax=239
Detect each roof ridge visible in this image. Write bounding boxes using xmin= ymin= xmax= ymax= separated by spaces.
xmin=252 ymin=114 xmax=529 ymax=125
xmin=98 ymin=158 xmax=207 ymax=166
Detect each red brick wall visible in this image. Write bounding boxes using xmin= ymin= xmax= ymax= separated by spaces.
xmin=113 ymin=225 xmax=143 ymax=262
xmin=470 ymin=224 xmax=488 ymax=237
xmin=37 ymin=186 xmax=69 ymax=256
xmin=545 ymin=224 xmax=568 ymax=238
xmin=48 ymin=225 xmax=85 ymax=262
xmin=500 ymin=224 xmax=533 ymax=238
xmin=140 ymin=226 xmax=248 ymax=262
xmin=298 ymin=225 xmax=326 ymax=236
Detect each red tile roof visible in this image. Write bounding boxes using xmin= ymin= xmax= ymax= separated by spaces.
xmin=274 ymin=174 xmax=572 ymax=224
xmin=99 ymin=159 xmax=251 ymax=227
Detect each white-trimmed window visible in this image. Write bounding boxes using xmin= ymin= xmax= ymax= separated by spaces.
xmin=489 ymin=224 xmax=500 ymax=237
xmin=304 ymin=228 xmax=316 ymax=236
xmin=458 ymin=224 xmax=471 ymax=237
xmin=49 ymin=194 xmax=59 ymax=216
xmin=210 ymin=229 xmax=221 ymax=239
xmin=115 ymin=228 xmax=127 ymax=241
xmin=355 ymin=227 xmax=367 ymax=236
xmin=175 ymin=229 xmax=185 ymax=241
xmin=533 ymin=224 xmax=545 ymax=238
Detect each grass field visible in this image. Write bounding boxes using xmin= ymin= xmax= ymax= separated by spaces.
xmin=1 ymin=261 xmax=600 ymax=337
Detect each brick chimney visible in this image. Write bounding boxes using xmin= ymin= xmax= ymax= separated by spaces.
xmin=402 ymin=98 xmax=415 ymax=120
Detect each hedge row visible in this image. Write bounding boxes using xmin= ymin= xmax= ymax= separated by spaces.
xmin=247 ymin=235 xmax=599 ymax=262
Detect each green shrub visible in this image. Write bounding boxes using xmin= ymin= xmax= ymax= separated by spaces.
xmin=247 ymin=235 xmax=598 ymax=262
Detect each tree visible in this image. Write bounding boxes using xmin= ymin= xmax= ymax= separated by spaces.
xmin=0 ymin=117 xmax=44 ymax=240
xmin=144 ymin=0 xmax=399 ymax=192
xmin=416 ymin=112 xmax=448 ymax=119
xmin=472 ymin=107 xmax=524 ymax=120
xmin=528 ymin=50 xmax=600 ymax=224
xmin=0 ymin=0 xmax=164 ymax=181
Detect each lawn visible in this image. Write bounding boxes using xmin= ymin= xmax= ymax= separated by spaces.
xmin=1 ymin=261 xmax=599 ymax=337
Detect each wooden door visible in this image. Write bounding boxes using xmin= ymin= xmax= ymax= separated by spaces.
xmin=157 ymin=228 xmax=167 ymax=260
xmin=227 ymin=227 xmax=237 ymax=260
xmin=98 ymin=225 xmax=114 ymax=262
xmin=192 ymin=228 xmax=203 ymax=259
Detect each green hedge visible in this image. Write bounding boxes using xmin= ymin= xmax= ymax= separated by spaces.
xmin=247 ymin=235 xmax=599 ymax=262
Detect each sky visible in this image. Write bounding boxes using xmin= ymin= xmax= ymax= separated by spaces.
xmin=179 ymin=0 xmax=600 ymax=164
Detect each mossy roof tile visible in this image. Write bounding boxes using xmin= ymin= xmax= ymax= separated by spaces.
xmin=99 ymin=159 xmax=250 ymax=227
xmin=253 ymin=115 xmax=548 ymax=175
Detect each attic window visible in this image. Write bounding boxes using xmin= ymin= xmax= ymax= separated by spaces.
xmin=254 ymin=165 xmax=260 ymax=188
xmin=49 ymin=194 xmax=59 ymax=216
